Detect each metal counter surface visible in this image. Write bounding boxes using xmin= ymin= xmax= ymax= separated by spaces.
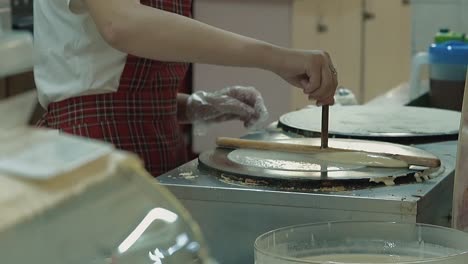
xmin=157 ymin=131 xmax=457 ymax=264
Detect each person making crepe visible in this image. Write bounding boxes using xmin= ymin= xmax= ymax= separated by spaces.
xmin=34 ymin=0 xmax=339 ymax=176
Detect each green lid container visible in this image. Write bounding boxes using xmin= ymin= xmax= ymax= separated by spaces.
xmin=435 ymin=28 xmax=466 ymax=43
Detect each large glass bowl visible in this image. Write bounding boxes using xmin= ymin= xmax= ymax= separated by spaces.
xmin=255 ymin=222 xmax=468 ymax=264
xmin=83 ymin=166 xmax=217 ymax=264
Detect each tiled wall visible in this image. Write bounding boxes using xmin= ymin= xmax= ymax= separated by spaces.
xmin=412 ymin=0 xmax=468 ymax=53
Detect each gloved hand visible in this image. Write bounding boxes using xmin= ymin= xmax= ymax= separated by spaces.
xmin=186 ymin=86 xmax=269 ymax=131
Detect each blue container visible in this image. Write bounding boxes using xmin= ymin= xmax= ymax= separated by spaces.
xmin=410 ymin=40 xmax=468 ymax=110
xmin=429 ymin=41 xmax=468 ymax=81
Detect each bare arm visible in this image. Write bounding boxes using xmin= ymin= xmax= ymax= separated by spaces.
xmin=84 ymin=0 xmax=281 ymax=71
xmin=83 ymin=0 xmax=338 ymax=104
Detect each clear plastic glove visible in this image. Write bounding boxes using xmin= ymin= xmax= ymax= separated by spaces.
xmin=186 ymin=86 xmax=269 ymax=134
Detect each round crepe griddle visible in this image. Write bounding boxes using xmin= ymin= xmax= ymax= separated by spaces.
xmin=198 ymin=138 xmax=437 ymax=181
xmin=278 ymin=106 xmax=461 ymax=139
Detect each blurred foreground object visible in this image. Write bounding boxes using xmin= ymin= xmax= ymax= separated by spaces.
xmin=453 ymin=72 xmax=468 ymax=232
xmin=0 ymin=128 xmax=216 ymax=264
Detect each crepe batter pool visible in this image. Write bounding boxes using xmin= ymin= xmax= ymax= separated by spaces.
xmin=227 ymin=149 xmax=408 ymax=172
xmin=301 ymin=254 xmax=422 ymax=263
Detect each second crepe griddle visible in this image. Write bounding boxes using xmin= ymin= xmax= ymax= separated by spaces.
xmin=278 ymin=106 xmax=461 ymax=142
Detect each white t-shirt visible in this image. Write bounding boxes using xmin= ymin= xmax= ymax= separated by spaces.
xmin=34 ymin=0 xmax=127 ymax=108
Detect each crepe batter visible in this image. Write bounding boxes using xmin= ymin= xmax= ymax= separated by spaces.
xmin=227 ymin=149 xmax=408 ymax=172
xmin=314 ymin=152 xmax=408 ymax=168
xmin=302 ymin=253 xmax=422 ymax=263
xmin=227 ymin=149 xmax=363 ymax=172
xmin=280 ymin=106 xmax=461 ymax=136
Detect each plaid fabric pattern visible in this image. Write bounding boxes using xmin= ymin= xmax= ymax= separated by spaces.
xmin=38 ymin=0 xmax=192 ymax=177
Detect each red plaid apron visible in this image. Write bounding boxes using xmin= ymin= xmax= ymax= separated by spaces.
xmin=38 ymin=0 xmax=193 ymax=177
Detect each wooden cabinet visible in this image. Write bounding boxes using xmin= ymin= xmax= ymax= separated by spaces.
xmin=292 ymin=0 xmax=411 ymax=106
xmin=0 ymin=71 xmax=43 ymax=124
xmin=0 ymin=71 xmax=35 ymax=97
xmin=0 ymin=78 xmax=6 ymax=99
xmin=363 ymin=0 xmax=411 ymax=102
xmin=192 ymin=0 xmax=412 ymax=151
xmin=292 ymin=0 xmax=362 ymax=108
xmin=4 ymin=71 xmax=35 ymax=96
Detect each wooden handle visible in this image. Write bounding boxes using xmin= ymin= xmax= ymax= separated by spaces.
xmin=216 ymin=137 xmax=441 ymax=168
xmin=386 ymin=154 xmax=440 ymax=169
xmin=321 ymin=105 xmax=329 ymax=149
xmin=217 ymin=137 xmax=341 ymax=153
